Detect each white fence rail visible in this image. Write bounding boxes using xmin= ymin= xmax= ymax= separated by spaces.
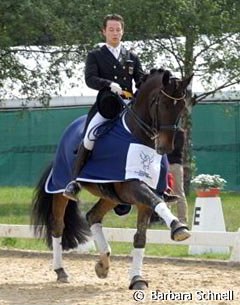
xmin=0 ymin=224 xmax=239 ymax=262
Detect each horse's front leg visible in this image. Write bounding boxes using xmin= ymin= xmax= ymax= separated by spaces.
xmin=86 ymin=198 xmax=116 ymax=279
xmin=129 ymin=205 xmax=152 ymax=290
xmin=52 ymin=194 xmax=69 ymax=283
xmin=115 ymin=181 xmax=190 ymax=241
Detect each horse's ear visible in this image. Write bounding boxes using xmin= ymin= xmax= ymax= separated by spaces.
xmin=182 ymin=73 xmax=194 ymax=89
xmin=136 ymin=73 xmax=149 ymax=89
xmin=162 ymin=70 xmax=171 ymax=87
xmin=150 ymin=68 xmax=157 ymax=74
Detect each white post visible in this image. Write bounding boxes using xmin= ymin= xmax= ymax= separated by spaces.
xmin=189 ymin=195 xmax=230 ymax=255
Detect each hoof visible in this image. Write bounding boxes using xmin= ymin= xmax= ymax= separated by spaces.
xmin=171 ymin=220 xmax=191 ymax=241
xmin=95 ymin=253 xmax=110 ymax=279
xmin=55 ymin=268 xmax=69 ymax=283
xmin=129 ymin=275 xmax=148 ymax=290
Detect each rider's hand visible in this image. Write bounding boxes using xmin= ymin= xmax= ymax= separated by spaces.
xmin=110 ymin=82 xmax=122 ymax=95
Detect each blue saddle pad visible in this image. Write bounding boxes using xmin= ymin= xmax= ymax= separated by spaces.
xmin=45 ymin=113 xmax=168 ymax=194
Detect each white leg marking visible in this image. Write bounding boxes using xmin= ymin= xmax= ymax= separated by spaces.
xmin=154 ymin=201 xmax=177 ymax=228
xmin=52 ymin=236 xmax=63 ymax=270
xmin=90 ymin=223 xmax=111 ymax=254
xmin=129 ymin=248 xmax=145 ymax=280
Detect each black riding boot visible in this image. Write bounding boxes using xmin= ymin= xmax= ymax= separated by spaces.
xmin=163 ymin=192 xmax=179 ymax=203
xmin=63 ymin=144 xmax=91 ymax=201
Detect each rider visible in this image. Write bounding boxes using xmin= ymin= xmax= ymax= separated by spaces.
xmin=63 ymin=14 xmax=178 ymax=206
xmin=63 ymin=14 xmax=144 ymax=201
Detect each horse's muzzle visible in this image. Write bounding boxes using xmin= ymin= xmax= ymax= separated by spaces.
xmin=156 ymin=146 xmax=173 ymax=155
xmin=154 ymin=133 xmax=174 ymax=155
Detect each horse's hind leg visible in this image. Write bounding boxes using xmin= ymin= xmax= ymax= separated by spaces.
xmin=129 ymin=205 xmax=152 ymax=290
xmin=52 ymin=194 xmax=69 ymax=283
xmin=86 ymin=198 xmax=116 ymax=279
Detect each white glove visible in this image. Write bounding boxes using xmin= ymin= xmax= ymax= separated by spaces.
xmin=110 ymin=82 xmax=122 ymax=95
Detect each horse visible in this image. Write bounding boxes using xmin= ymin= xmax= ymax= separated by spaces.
xmin=31 ymin=68 xmax=193 ymax=290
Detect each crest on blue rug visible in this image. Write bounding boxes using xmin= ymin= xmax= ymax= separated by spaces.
xmin=125 ymin=143 xmax=162 ymax=188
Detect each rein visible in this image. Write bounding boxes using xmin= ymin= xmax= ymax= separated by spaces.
xmin=120 ymin=98 xmax=156 ymax=139
xmin=119 ymin=73 xmax=186 ymax=152
xmin=121 ymin=87 xmax=185 ymax=141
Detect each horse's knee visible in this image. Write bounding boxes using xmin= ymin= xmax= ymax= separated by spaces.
xmin=133 ymin=232 xmax=146 ymax=248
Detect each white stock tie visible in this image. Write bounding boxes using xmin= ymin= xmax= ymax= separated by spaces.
xmin=111 ymin=47 xmax=119 ymax=59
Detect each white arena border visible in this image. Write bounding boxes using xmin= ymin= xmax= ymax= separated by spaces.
xmin=0 ymin=224 xmax=239 ymax=262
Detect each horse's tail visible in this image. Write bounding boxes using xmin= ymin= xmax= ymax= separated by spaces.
xmin=31 ymin=164 xmax=54 ymax=248
xmin=31 ymin=164 xmax=91 ymax=250
xmin=62 ymin=200 xmax=91 ymax=250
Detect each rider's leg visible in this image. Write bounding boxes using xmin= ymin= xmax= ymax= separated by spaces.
xmin=63 ymin=112 xmax=108 ymax=201
xmin=63 ymin=91 xmax=123 ymax=201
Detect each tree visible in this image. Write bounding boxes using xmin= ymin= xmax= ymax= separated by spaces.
xmin=124 ymin=0 xmax=240 ymax=192
xmin=0 ymin=0 xmax=110 ymax=101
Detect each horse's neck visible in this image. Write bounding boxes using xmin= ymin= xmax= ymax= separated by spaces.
xmin=125 ymin=95 xmax=154 ymax=148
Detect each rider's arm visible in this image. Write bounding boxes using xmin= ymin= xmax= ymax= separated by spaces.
xmin=85 ymin=51 xmax=112 ymax=91
xmin=132 ymin=54 xmax=144 ymax=85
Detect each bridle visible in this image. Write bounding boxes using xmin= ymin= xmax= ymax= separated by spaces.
xmin=122 ymin=87 xmax=186 ymax=148
xmin=149 ymin=88 xmax=186 ymax=150
xmin=152 ymin=88 xmax=186 ymax=131
xmin=160 ymin=89 xmax=186 ymax=102
xmin=160 ymin=75 xmax=186 ymax=101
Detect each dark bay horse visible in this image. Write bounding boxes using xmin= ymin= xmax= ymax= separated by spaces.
xmin=31 ymin=69 xmax=193 ymax=289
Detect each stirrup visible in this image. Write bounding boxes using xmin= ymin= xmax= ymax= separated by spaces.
xmin=63 ymin=181 xmax=81 ymax=202
xmin=163 ymin=192 xmax=179 ymax=203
